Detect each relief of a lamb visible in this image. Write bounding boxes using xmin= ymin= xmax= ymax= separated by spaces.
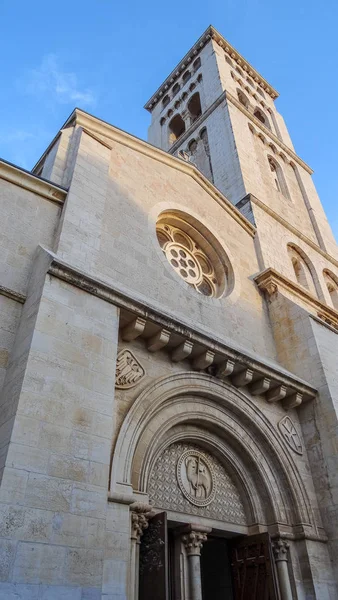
xmin=185 ymin=456 xmax=212 ymax=499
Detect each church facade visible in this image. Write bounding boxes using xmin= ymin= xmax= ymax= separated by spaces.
xmin=0 ymin=25 xmax=338 ymax=599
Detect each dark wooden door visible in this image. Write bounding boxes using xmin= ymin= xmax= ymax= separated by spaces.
xmin=139 ymin=512 xmax=169 ymax=600
xmin=230 ymin=533 xmax=279 ymax=600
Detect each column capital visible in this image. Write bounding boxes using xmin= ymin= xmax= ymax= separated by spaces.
xmin=182 ymin=530 xmax=208 ymax=556
xmin=272 ymin=538 xmax=290 ymax=562
xmin=130 ymin=502 xmax=152 ymax=542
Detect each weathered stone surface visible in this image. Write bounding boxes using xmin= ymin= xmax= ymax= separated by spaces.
xmin=0 ymin=24 xmax=337 ymax=600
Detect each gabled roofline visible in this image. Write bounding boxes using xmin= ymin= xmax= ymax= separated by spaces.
xmin=144 ymin=25 xmax=279 ymax=112
xmin=33 ymin=107 xmax=256 ymax=237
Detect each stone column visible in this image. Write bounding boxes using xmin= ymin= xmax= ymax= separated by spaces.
xmin=272 ymin=539 xmax=293 ymax=600
xmin=182 ymin=526 xmax=211 ymax=600
xmin=129 ymin=502 xmax=152 ymax=600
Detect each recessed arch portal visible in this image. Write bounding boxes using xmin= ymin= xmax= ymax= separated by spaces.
xmin=111 ymin=372 xmax=317 ymax=536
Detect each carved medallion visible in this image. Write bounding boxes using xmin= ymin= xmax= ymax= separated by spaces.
xmin=115 ymin=349 xmax=145 ymax=389
xmin=177 ymin=450 xmax=216 ymax=507
xmin=278 ymin=415 xmax=303 ymax=455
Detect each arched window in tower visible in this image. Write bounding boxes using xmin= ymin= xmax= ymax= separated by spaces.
xmin=193 ymin=57 xmax=201 ymax=72
xmin=182 ymin=70 xmax=191 ymax=84
xmin=254 ymin=108 xmax=270 ymax=129
xmin=268 ymin=156 xmax=290 ymax=199
xmin=172 ymin=83 xmax=180 ymax=97
xmin=187 ymin=92 xmax=202 ymax=123
xmin=225 ymin=55 xmax=233 ymax=67
xmin=287 ymin=245 xmax=317 ymax=294
xmin=257 ymin=87 xmax=265 ymax=98
xmin=236 ymin=66 xmax=243 ymax=77
xmin=323 ymin=270 xmax=338 ymax=310
xmin=246 ymin=77 xmax=254 ymax=87
xmin=237 ymin=89 xmax=249 ymax=109
xmin=168 ymin=114 xmax=186 ymax=144
xmin=162 ymin=95 xmax=170 ymax=108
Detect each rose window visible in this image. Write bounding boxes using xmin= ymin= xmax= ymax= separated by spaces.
xmin=156 ymin=222 xmax=222 ymax=297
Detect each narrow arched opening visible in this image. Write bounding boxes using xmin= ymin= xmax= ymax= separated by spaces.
xmin=287 ymin=244 xmax=317 ymax=294
xmin=237 ymin=89 xmax=249 ymax=109
xmin=187 ymin=92 xmax=202 ymax=123
xmin=268 ymin=156 xmax=290 ymax=199
xmin=254 ymin=107 xmax=270 ymax=129
xmin=323 ymin=269 xmax=338 ymax=310
xmin=168 ymin=114 xmax=186 ymax=144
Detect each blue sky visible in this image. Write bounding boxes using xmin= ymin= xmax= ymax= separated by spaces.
xmin=0 ymin=0 xmax=337 ymax=239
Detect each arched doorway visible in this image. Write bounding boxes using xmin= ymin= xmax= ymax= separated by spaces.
xmin=110 ymin=372 xmax=317 ymax=600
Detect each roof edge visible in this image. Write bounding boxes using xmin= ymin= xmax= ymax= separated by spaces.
xmin=144 ymin=25 xmax=279 ymax=111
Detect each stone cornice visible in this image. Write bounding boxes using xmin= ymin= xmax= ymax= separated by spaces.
xmin=0 ymin=285 xmax=26 ymax=304
xmin=144 ymin=25 xmax=278 ymax=111
xmin=254 ymin=267 xmax=338 ymax=330
xmin=0 ymin=159 xmax=67 ymax=205
xmin=226 ymin=92 xmax=313 ymax=174
xmin=62 ymin=109 xmax=255 ymax=237
xmin=45 ymin=250 xmax=317 ymax=406
xmin=241 ymin=194 xmax=338 ymax=270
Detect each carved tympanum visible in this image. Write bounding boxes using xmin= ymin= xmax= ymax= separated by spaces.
xmin=278 ymin=415 xmax=303 ymax=455
xmin=115 ymin=349 xmax=145 ymax=389
xmin=177 ymin=449 xmax=215 ymax=507
xmin=148 ymin=443 xmax=247 ymax=524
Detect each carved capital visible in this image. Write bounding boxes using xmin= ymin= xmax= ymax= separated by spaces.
xmin=182 ymin=531 xmax=208 ymax=556
xmin=130 ymin=502 xmax=152 ymax=542
xmin=272 ymin=539 xmax=290 ymax=562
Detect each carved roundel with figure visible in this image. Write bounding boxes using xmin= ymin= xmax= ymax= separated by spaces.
xmin=176 ymin=450 xmax=216 ymax=507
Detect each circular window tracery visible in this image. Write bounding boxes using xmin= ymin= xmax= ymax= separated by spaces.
xmin=156 ymin=214 xmax=230 ymax=298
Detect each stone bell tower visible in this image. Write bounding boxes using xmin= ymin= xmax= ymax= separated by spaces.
xmin=145 ymin=25 xmax=337 ymax=261
xmin=145 ymin=26 xmax=338 ymax=580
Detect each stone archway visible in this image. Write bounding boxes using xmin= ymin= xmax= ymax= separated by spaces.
xmin=110 ymin=372 xmax=324 ymax=600
xmin=111 ymin=371 xmax=315 ymax=536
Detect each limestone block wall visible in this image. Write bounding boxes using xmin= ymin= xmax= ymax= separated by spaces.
xmin=0 ymin=174 xmax=63 ymax=472
xmin=212 ymin=39 xmax=294 ymax=150
xmin=0 ymin=250 xmax=119 ymax=598
xmin=55 ymin=128 xmax=277 ymax=362
xmin=0 ymin=179 xmax=61 ymax=295
xmin=265 ymin=291 xmax=338 ymax=581
xmin=228 ymin=99 xmax=338 ymax=257
xmin=250 ymin=203 xmax=338 ymax=308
